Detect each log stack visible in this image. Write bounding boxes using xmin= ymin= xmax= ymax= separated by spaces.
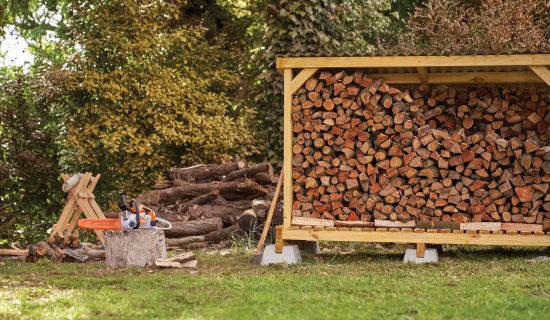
xmin=291 ymin=70 xmax=550 ymax=230
xmin=138 ymin=161 xmax=281 ymax=247
xmin=27 ymin=229 xmax=84 ymax=262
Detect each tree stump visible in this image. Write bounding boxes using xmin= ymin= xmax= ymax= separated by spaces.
xmin=105 ymin=229 xmax=167 ymax=268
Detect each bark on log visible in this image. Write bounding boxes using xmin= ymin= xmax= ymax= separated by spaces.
xmin=170 ymin=161 xmax=246 ymax=181
xmin=163 ymin=217 xmax=224 ymax=238
xmin=139 ymin=180 xmax=268 ymax=205
xmin=178 ymin=190 xmax=219 ymax=213
xmin=105 ymin=229 xmax=167 ymax=268
xmin=223 ymin=161 xmax=273 ymax=182
xmin=237 ymin=209 xmax=257 ymax=231
xmin=187 ymin=204 xmax=242 ymax=225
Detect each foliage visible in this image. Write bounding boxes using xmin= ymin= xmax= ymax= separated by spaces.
xmin=379 ymin=0 xmax=550 ymax=55
xmin=249 ymin=0 xmax=417 ymax=165
xmin=0 ymin=0 xmax=69 ymax=68
xmin=0 ymin=70 xmax=63 ymax=244
xmin=56 ymin=0 xmax=254 ymax=196
xmin=1 ymin=247 xmax=550 ymax=319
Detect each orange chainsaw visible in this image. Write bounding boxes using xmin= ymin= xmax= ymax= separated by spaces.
xmin=78 ymin=196 xmax=172 ymax=231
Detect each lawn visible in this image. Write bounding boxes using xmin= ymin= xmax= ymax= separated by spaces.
xmin=1 ymin=244 xmax=549 ymax=320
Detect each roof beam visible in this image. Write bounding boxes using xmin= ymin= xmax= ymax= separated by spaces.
xmin=276 ymin=54 xmax=550 ymax=69
xmin=368 ymin=71 xmax=543 ymax=84
xmin=290 ymin=68 xmax=319 ymax=94
xmin=416 ymin=67 xmax=428 ymax=84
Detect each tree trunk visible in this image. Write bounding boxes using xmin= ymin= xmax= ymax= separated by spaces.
xmin=105 ymin=229 xmax=167 ymax=268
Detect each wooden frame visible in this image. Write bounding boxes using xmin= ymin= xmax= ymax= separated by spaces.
xmin=49 ymin=173 xmax=107 ymax=245
xmin=276 ymin=54 xmax=550 ymax=253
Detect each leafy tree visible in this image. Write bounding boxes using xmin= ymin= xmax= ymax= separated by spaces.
xmin=0 ymin=0 xmax=69 ymax=68
xmin=56 ymin=0 xmax=254 ymax=195
xmin=379 ymin=0 xmax=550 ymax=55
xmin=0 ymin=70 xmax=63 ymax=244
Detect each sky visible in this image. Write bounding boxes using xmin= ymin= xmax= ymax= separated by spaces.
xmin=1 ymin=26 xmax=34 ymax=67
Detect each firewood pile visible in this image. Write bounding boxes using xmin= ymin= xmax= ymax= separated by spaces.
xmin=137 ymin=161 xmax=282 ymax=248
xmin=291 ymin=70 xmax=550 ymax=230
xmin=27 ymin=230 xmax=105 ymax=262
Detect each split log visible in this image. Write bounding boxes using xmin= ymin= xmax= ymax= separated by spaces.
xmin=289 ymin=71 xmax=549 ymax=227
xmin=155 ymin=251 xmax=197 ymax=268
xmin=74 ymin=248 xmax=105 ymax=260
xmin=0 ymin=248 xmax=28 ymax=256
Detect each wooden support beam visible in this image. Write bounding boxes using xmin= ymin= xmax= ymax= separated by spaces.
xmin=416 ymin=243 xmax=426 ymax=258
xmin=281 ymin=228 xmax=550 ymax=247
xmin=290 ymin=68 xmax=319 ymax=94
xmin=277 ymin=54 xmax=550 ymax=69
xmin=529 ymin=65 xmax=550 ymax=86
xmin=428 ymin=71 xmax=543 ymax=84
xmin=369 ymin=71 xmax=543 ymax=84
xmin=275 ymin=226 xmax=284 ymax=253
xmin=417 ymin=67 xmax=428 ymax=84
xmin=283 ymin=68 xmax=293 ymax=228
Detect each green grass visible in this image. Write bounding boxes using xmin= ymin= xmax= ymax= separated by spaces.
xmin=1 ymin=244 xmax=549 ymax=320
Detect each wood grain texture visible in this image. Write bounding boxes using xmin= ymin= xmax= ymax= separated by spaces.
xmin=105 ymin=229 xmax=167 ymax=268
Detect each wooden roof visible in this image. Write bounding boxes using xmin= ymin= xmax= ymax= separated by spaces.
xmin=276 ymin=54 xmax=550 ymax=86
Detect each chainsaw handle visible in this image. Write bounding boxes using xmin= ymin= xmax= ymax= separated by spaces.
xmin=130 ymin=199 xmax=140 ymax=229
xmin=154 ymin=217 xmax=172 ymax=230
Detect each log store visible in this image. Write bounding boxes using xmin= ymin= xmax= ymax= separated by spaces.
xmin=274 ymin=54 xmax=550 ymax=261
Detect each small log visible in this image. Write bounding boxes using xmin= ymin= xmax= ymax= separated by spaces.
xmin=163 ymin=217 xmax=224 ymax=238
xmin=74 ymin=248 xmax=105 ymax=260
xmin=178 ymin=190 xmax=219 ymax=213
xmin=223 ymin=162 xmax=273 ymax=182
xmin=237 ymin=209 xmax=258 ymax=231
xmin=170 ymin=161 xmax=246 ymax=181
xmin=0 ymin=248 xmax=28 ymax=256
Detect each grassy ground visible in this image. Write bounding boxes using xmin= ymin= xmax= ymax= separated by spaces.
xmin=1 ymin=244 xmax=549 ymax=320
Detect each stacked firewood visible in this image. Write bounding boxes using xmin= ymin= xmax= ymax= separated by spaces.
xmin=291 ymin=70 xmax=550 ymax=229
xmin=138 ymin=161 xmax=281 ymax=247
xmin=27 ymin=230 xmax=105 ymax=262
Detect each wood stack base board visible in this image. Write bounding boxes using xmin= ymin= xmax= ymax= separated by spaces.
xmin=275 ymin=225 xmax=550 ymax=252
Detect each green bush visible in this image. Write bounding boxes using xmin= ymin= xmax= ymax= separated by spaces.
xmin=0 ymin=71 xmax=64 ymax=244
xmin=55 ymin=0 xmax=254 ymax=195
xmin=379 ymin=0 xmax=550 ymax=55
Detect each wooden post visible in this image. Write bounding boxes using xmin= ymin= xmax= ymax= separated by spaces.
xmin=416 ymin=243 xmax=426 ymax=258
xmin=275 ymin=225 xmax=285 ymax=253
xmin=105 ymin=229 xmax=167 ymax=268
xmin=283 ymin=68 xmax=293 ymax=228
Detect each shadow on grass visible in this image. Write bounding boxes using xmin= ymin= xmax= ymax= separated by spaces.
xmin=310 ymin=243 xmax=548 ymax=264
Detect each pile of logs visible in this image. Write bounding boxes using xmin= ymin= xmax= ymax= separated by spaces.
xmin=137 ymin=160 xmax=281 ymax=248
xmin=27 ymin=229 xmax=105 ymax=262
xmin=291 ymin=70 xmax=550 ymax=230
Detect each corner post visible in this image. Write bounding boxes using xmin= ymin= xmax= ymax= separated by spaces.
xmin=283 ymin=68 xmax=293 ymax=229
